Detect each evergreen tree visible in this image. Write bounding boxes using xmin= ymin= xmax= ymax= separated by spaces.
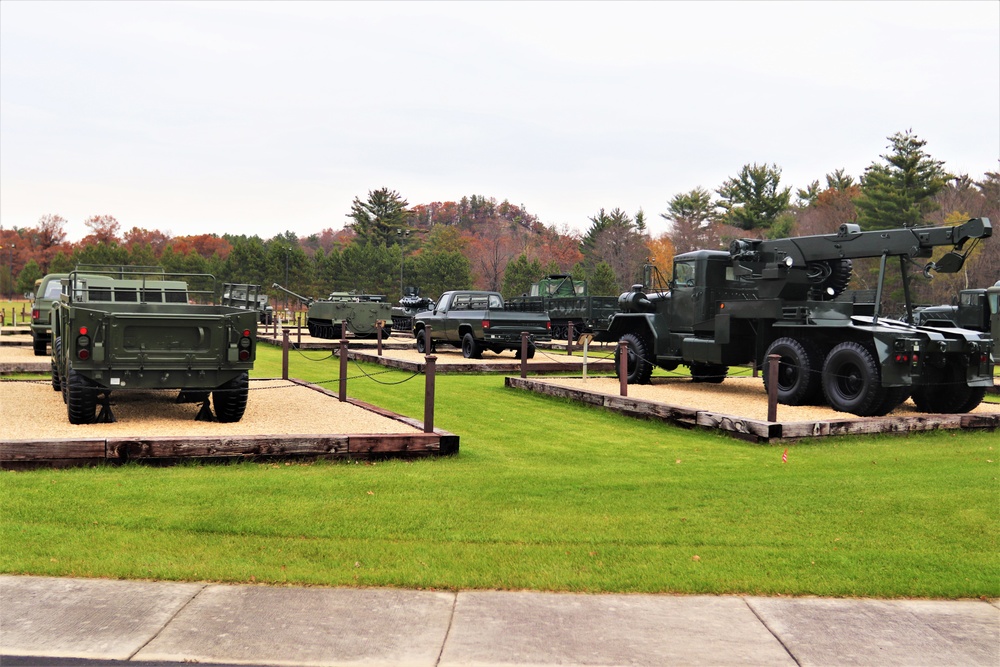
xmin=16 ymin=259 xmax=43 ymax=294
xmin=661 ymin=187 xmax=718 ymax=254
xmin=501 ymin=254 xmax=543 ymax=299
xmin=589 ymin=261 xmax=619 ymax=296
xmin=716 ymin=163 xmax=791 ymax=231
xmin=347 ymin=188 xmax=411 ymax=246
xmin=855 ymin=130 xmax=950 ymax=230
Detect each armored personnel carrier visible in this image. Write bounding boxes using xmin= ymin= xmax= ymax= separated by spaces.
xmin=51 ymin=267 xmax=258 ymax=424
xmin=272 ymin=283 xmax=392 ymax=338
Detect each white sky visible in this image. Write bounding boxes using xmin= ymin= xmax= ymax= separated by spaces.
xmin=1 ymin=1 xmax=998 ymax=242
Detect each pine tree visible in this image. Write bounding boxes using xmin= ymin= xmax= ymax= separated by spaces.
xmin=855 ymin=130 xmax=950 ymax=230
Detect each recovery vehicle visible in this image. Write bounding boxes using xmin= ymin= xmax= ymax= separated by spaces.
xmin=604 ymin=218 xmax=994 ymax=416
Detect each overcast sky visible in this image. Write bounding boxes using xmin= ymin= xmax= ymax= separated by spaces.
xmin=1 ymin=1 xmax=998 ymax=243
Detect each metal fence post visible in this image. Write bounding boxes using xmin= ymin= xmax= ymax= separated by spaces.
xmin=376 ymin=320 xmax=384 ymax=356
xmin=767 ymin=353 xmax=780 ymax=422
xmin=567 ymin=321 xmax=574 ymax=356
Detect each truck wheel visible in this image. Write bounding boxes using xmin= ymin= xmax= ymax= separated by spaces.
xmin=874 ymin=386 xmax=911 ymax=416
xmin=763 ymin=337 xmax=823 ymax=405
xmin=821 ymin=342 xmax=885 ymax=416
xmin=690 ymin=363 xmax=727 ymax=383
xmin=807 ymin=259 xmax=853 ymax=300
xmin=461 ymin=333 xmax=483 ymax=359
xmin=33 ymin=335 xmax=47 ymax=356
xmin=514 ymin=343 xmax=536 ymax=359
xmin=615 ymin=333 xmax=653 ymax=384
xmin=67 ymin=369 xmax=98 ymax=424
xmin=911 ymin=365 xmax=986 ymax=413
xmin=416 ymin=329 xmax=428 ymax=353
xmin=56 ymin=337 xmax=68 ymax=404
xmin=51 ymin=359 xmax=61 ymax=392
xmin=213 ymin=372 xmax=249 ymax=423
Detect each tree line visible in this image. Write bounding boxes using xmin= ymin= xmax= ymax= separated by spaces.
xmin=1 ymin=129 xmax=996 ymax=312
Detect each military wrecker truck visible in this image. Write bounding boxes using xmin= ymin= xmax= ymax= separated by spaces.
xmin=412 ymin=290 xmax=552 ymax=358
xmin=271 ymin=283 xmax=393 ymax=339
xmin=913 ymin=281 xmax=1000 ymax=341
xmin=507 ymin=274 xmax=619 ymax=340
xmin=51 ymin=267 xmax=258 ymax=424
xmin=604 ymin=218 xmax=994 ymax=417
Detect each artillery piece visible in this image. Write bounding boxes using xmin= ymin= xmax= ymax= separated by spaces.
xmin=391 ymin=286 xmax=435 ymax=333
xmin=271 ymin=283 xmax=393 ymax=339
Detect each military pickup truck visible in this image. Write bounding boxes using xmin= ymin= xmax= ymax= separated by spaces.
xmin=29 ymin=273 xmax=68 ymax=355
xmin=412 ymin=290 xmax=551 ymax=358
xmin=51 ymin=267 xmax=258 ymax=424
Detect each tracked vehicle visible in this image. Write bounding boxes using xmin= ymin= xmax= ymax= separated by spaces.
xmin=391 ymin=286 xmax=435 ymax=333
xmin=604 ymin=218 xmax=994 ymax=417
xmin=271 ymin=283 xmax=392 ymax=338
xmin=51 ymin=267 xmax=257 ymax=424
xmin=507 ymin=274 xmax=618 ymax=340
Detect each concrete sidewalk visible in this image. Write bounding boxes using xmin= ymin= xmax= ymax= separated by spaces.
xmin=2 ymin=575 xmax=997 ymax=666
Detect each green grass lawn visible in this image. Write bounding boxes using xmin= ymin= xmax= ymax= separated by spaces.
xmin=1 ymin=343 xmax=997 ymax=598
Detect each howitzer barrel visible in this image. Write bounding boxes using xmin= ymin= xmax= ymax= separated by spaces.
xmin=271 ymin=283 xmax=313 ymax=306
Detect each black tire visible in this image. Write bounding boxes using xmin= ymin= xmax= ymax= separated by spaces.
xmin=461 ymin=333 xmax=482 ymax=359
xmin=614 ymin=332 xmax=653 ymax=384
xmin=56 ymin=337 xmax=67 ymax=404
xmin=690 ymin=362 xmax=728 ymax=384
xmin=67 ymin=369 xmax=98 ymax=424
xmin=807 ymin=259 xmax=853 ymax=300
xmin=416 ymin=329 xmax=428 ymax=353
xmin=213 ymin=372 xmax=249 ymax=423
xmin=763 ymin=337 xmax=823 ymax=405
xmin=51 ymin=359 xmax=61 ymax=392
xmin=821 ymin=342 xmax=885 ymax=416
xmin=33 ymin=335 xmax=47 ymax=356
xmin=873 ymin=386 xmax=911 ymax=416
xmin=514 ymin=343 xmax=537 ymax=359
xmin=911 ymin=365 xmax=987 ymax=413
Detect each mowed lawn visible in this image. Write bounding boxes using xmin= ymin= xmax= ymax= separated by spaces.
xmin=1 ymin=343 xmax=997 ymax=598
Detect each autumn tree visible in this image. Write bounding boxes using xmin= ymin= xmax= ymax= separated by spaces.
xmin=661 ymin=187 xmax=719 ymax=254
xmin=347 ymin=188 xmax=411 ymax=246
xmin=646 ymin=233 xmax=675 ymax=277
xmin=855 ymin=130 xmax=950 ymax=230
xmin=82 ymin=214 xmax=122 ymax=245
xmin=716 ymin=163 xmax=791 ymax=231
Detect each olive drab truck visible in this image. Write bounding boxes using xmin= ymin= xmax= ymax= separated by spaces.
xmin=604 ymin=218 xmax=994 ymax=417
xmin=51 ymin=267 xmax=258 ymax=424
xmin=507 ymin=274 xmax=619 ymax=341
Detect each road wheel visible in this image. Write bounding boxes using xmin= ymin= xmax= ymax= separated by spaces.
xmin=614 ymin=332 xmax=653 ymax=384
xmin=690 ymin=362 xmax=728 ymax=383
xmin=67 ymin=369 xmax=98 ymax=424
xmin=33 ymin=335 xmax=47 ymax=356
xmin=821 ymin=342 xmax=885 ymax=416
xmin=461 ymin=333 xmax=482 ymax=359
xmin=763 ymin=337 xmax=823 ymax=405
xmin=911 ymin=365 xmax=986 ymax=413
xmin=213 ymin=372 xmax=249 ymax=423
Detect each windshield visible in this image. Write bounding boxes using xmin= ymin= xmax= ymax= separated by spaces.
xmin=673 ymin=261 xmax=695 ymax=286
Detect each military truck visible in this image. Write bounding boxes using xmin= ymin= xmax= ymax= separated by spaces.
xmin=913 ymin=281 xmax=1000 ymax=340
xmin=507 ymin=274 xmax=619 ymax=340
xmin=271 ymin=283 xmax=393 ymax=339
xmin=51 ymin=267 xmax=258 ymax=424
xmin=412 ymin=290 xmax=552 ymax=358
xmin=391 ymin=286 xmax=435 ymax=333
xmin=221 ymin=283 xmax=274 ymax=325
xmin=603 ymin=218 xmax=994 ymax=417
xmin=29 ymin=273 xmax=68 ymax=355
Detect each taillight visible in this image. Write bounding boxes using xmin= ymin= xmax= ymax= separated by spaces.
xmin=546 ymin=321 xmax=551 ymax=330
xmin=893 ymin=353 xmax=909 ymax=363
xmin=32 ymin=308 xmax=40 ymax=320
xmin=76 ymin=326 xmax=92 ymax=360
xmin=238 ymin=329 xmax=253 ymax=361
xmin=482 ymin=319 xmax=490 ymax=330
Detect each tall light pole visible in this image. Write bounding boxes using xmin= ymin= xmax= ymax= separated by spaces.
xmin=397 ymin=229 xmax=410 ymax=297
